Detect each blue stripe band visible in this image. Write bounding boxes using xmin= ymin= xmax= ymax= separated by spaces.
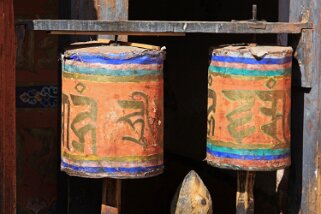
xmin=67 ymin=54 xmax=163 ymax=65
xmin=207 ymin=147 xmax=289 ymax=160
xmin=63 ymin=64 xmax=161 ymax=76
xmin=61 ymin=161 xmax=163 ymax=174
xmin=211 ymin=55 xmax=292 ymax=65
xmin=208 ymin=65 xmax=291 ymax=77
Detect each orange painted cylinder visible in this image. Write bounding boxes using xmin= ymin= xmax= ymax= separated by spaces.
xmin=61 ymin=44 xmax=165 ymax=178
xmin=206 ymin=45 xmax=292 ymax=171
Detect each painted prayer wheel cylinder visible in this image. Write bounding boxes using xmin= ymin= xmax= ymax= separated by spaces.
xmin=206 ymin=45 xmax=292 ymax=171
xmin=61 ymin=44 xmax=165 ymax=178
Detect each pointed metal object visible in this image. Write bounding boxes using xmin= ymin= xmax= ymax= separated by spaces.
xmin=171 ymin=170 xmax=213 ymax=214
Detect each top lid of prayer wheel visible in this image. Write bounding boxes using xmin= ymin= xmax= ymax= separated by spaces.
xmin=64 ymin=41 xmax=165 ymax=59
xmin=212 ymin=44 xmax=293 ymax=58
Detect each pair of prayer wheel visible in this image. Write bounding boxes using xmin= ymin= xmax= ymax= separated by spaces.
xmin=61 ymin=43 xmax=292 ymax=179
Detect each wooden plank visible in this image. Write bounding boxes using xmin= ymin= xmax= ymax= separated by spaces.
xmin=0 ymin=0 xmax=16 ymax=213
xmin=18 ymin=20 xmax=312 ymax=34
xmin=290 ymin=0 xmax=321 ymax=213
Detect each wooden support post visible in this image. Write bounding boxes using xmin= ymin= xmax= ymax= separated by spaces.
xmin=277 ymin=0 xmax=289 ymax=45
xmin=0 ymin=0 xmax=16 ymax=213
xmin=236 ymin=171 xmax=256 ymax=214
xmin=68 ymin=1 xmax=128 ymax=213
xmin=96 ymin=0 xmax=128 ymax=41
xmin=101 ymin=179 xmax=122 ymax=214
xmin=99 ymin=1 xmax=128 ymax=213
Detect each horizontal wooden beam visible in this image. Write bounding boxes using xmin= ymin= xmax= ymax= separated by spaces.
xmin=49 ymin=31 xmax=186 ymax=36
xmin=17 ymin=20 xmax=312 ymax=35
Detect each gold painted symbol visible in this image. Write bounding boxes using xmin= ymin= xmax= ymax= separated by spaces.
xmin=74 ymin=82 xmax=86 ymax=94
xmin=70 ymin=94 xmax=97 ymax=154
xmin=256 ymin=90 xmax=288 ymax=144
xmin=117 ymin=92 xmax=151 ymax=148
xmin=207 ymin=88 xmax=216 ymax=137
xmin=62 ymin=93 xmax=71 ymax=150
xmin=223 ymin=90 xmax=256 ymax=143
xmin=265 ymin=78 xmax=277 ymax=89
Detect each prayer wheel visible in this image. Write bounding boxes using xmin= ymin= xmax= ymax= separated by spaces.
xmin=61 ymin=43 xmax=165 ymax=178
xmin=206 ymin=45 xmax=292 ymax=171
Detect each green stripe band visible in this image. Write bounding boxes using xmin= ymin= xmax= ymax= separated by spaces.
xmin=207 ymin=142 xmax=289 ymax=156
xmin=209 ymin=65 xmax=291 ymax=77
xmin=64 ymin=64 xmax=161 ymax=76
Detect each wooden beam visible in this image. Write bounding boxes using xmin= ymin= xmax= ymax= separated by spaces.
xmin=18 ymin=20 xmax=312 ymax=34
xmin=0 ymin=0 xmax=16 ymax=213
xmin=49 ymin=31 xmax=185 ymax=36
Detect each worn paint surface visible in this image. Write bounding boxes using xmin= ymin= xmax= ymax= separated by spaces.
xmin=206 ymin=45 xmax=293 ymax=171
xmin=171 ymin=170 xmax=212 ymax=214
xmin=61 ymin=45 xmax=165 ymax=178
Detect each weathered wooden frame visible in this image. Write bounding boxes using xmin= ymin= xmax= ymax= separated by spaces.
xmin=289 ymin=0 xmax=321 ymax=213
